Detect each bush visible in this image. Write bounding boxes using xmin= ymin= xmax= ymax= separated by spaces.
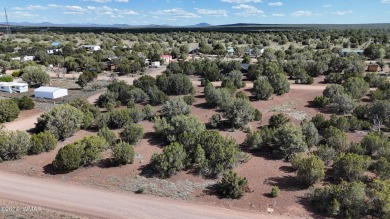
xmin=108 ymin=109 xmax=133 ymax=129
xmin=222 ymin=98 xmax=255 ymax=128
xmin=218 ymin=170 xmax=248 ymax=199
xmin=52 ymin=143 xmax=83 ymax=173
xmin=333 ymin=153 xmax=371 ymax=182
xmin=112 ymin=141 xmax=135 ymax=165
xmin=235 ymin=91 xmax=249 ymax=100
xmin=13 ymin=96 xmax=35 ymax=110
xmin=268 ymin=73 xmax=290 ymax=95
xmin=313 ymin=96 xmax=330 ymax=108
xmin=142 ymin=104 xmax=156 ymax=120
xmin=316 ymin=145 xmax=336 ymax=166
xmin=21 ymin=66 xmax=50 ymax=87
xmin=374 ymin=157 xmax=390 ymax=180
xmin=0 ymin=75 xmax=13 ymax=82
xmin=134 ymin=75 xmax=156 ymax=92
xmin=269 ymin=113 xmax=290 ymax=128
xmin=294 ymin=155 xmax=325 ymax=186
xmin=274 ymin=123 xmax=308 ymax=159
xmin=309 ymin=181 xmax=366 ymax=218
xmin=271 ymin=186 xmax=280 ymax=197
xmin=323 ymin=126 xmax=349 ymax=152
xmin=119 ymin=123 xmax=144 ymax=144
xmin=79 ymin=135 xmax=110 ymax=166
xmin=150 ymin=142 xmax=187 ymax=178
xmin=157 ymin=74 xmax=194 ymax=95
xmin=126 ymin=88 xmax=148 ymax=103
xmin=128 ymin=107 xmax=145 ymax=123
xmin=253 ymin=109 xmax=262 ymax=121
xmin=209 ymin=114 xmax=222 ymax=128
xmin=0 ymin=130 xmax=30 ymax=161
xmin=252 ymin=78 xmax=274 ymax=100
xmin=12 ymin=70 xmax=22 ymax=77
xmin=35 ymin=104 xmax=84 ymax=140
xmin=324 ymin=72 xmax=343 ymax=84
xmin=126 ymin=100 xmax=136 ymax=109
xmin=0 ymin=99 xmax=20 ymax=123
xmin=183 ymin=95 xmax=195 ymax=105
xmin=97 ymin=126 xmax=117 ymax=146
xmin=161 ymin=98 xmax=191 ymax=118
xmin=29 ymin=131 xmax=57 ymax=155
xmin=301 ymin=120 xmax=320 ymax=147
xmin=147 ymin=86 xmax=169 ymax=106
xmin=244 ymin=131 xmax=263 ymax=149
xmin=344 ymin=77 xmax=370 ymax=99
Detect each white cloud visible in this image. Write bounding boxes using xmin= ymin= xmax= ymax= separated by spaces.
xmin=115 ymin=0 xmax=128 ymax=2
xmin=82 ymin=0 xmax=112 ymax=3
xmin=13 ymin=5 xmax=48 ymax=11
xmin=323 ymin=4 xmax=332 ymax=7
xmin=65 ymin=6 xmax=88 ymax=14
xmin=233 ymin=4 xmax=264 ymax=16
xmin=268 ymin=2 xmax=283 ymax=6
xmin=382 ymin=0 xmax=390 ymax=3
xmin=332 ymin=10 xmax=353 ymax=15
xmin=272 ymin=13 xmax=285 ymax=16
xmin=291 ymin=10 xmax=312 ymax=17
xmin=156 ymin=8 xmax=200 ymax=18
xmin=47 ymin=4 xmax=60 ymax=8
xmin=195 ymin=8 xmax=228 ymax=17
xmin=222 ymin=0 xmax=262 ymax=3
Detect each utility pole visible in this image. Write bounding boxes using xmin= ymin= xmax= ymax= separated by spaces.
xmin=4 ymin=7 xmax=11 ymax=36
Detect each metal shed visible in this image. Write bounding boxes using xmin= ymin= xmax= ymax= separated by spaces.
xmin=34 ymin=87 xmax=68 ymax=99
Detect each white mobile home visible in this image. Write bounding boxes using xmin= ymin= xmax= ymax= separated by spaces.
xmin=22 ymin=56 xmax=35 ymax=62
xmin=151 ymin=61 xmax=160 ymax=68
xmin=47 ymin=49 xmax=62 ymax=54
xmin=34 ymin=87 xmax=68 ymax=99
xmin=80 ymin=45 xmax=101 ymax=51
xmin=0 ymin=82 xmax=29 ymax=93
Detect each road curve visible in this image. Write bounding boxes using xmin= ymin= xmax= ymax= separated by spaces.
xmin=0 ymin=171 xmax=294 ymax=219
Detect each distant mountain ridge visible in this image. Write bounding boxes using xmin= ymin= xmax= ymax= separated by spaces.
xmin=0 ymin=22 xmax=212 ymax=28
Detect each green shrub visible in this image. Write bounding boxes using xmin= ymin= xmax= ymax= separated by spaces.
xmin=244 ymin=131 xmax=263 ymax=149
xmin=294 ymin=155 xmax=325 ymax=186
xmin=183 ymin=95 xmax=196 ymax=105
xmin=112 ymin=141 xmax=135 ymax=165
xmin=97 ymin=126 xmax=117 ymax=146
xmin=29 ymin=131 xmax=57 ymax=155
xmin=142 ymin=104 xmax=156 ymax=120
xmin=269 ymin=113 xmax=290 ymax=128
xmin=209 ymin=114 xmax=222 ymax=128
xmin=0 ymin=75 xmax=13 ymax=82
xmin=271 ymin=186 xmax=280 ymax=197
xmin=0 ymin=99 xmax=20 ymax=123
xmin=150 ymin=142 xmax=187 ymax=178
xmin=52 ymin=143 xmax=83 ymax=173
xmin=13 ymin=96 xmax=35 ymax=110
xmin=218 ymin=170 xmax=248 ymax=199
xmin=313 ymin=96 xmax=330 ymax=108
xmin=119 ymin=123 xmax=144 ymax=144
xmin=333 ymin=153 xmax=371 ymax=182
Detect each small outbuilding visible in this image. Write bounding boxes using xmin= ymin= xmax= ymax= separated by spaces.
xmin=34 ymin=87 xmax=68 ymax=99
xmin=151 ymin=61 xmax=160 ymax=68
xmin=0 ymin=82 xmax=28 ymax=93
xmin=367 ymin=64 xmax=379 ymax=72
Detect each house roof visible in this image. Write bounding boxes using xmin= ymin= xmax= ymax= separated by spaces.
xmin=34 ymin=86 xmax=66 ymax=93
xmin=51 ymin=42 xmax=61 ymax=46
xmin=0 ymin=82 xmax=28 ymax=87
xmin=341 ymin=49 xmax=364 ymax=53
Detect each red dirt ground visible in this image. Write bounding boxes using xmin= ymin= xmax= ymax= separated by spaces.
xmin=0 ymin=73 xmax=370 ymax=218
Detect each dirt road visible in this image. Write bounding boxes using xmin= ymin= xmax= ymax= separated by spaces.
xmin=0 ymin=171 xmax=295 ymax=219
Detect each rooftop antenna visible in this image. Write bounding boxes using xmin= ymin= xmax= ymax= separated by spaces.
xmin=4 ymin=7 xmax=11 ymax=36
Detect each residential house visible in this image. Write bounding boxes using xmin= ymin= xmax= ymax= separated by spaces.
xmin=0 ymin=82 xmax=28 ymax=93
xmin=79 ymin=45 xmax=101 ymax=51
xmin=161 ymin=55 xmax=172 ymax=64
xmin=340 ymin=49 xmax=364 ymax=57
xmin=22 ymin=56 xmax=35 ymax=62
xmin=227 ymin=46 xmax=235 ymax=55
xmin=47 ymin=48 xmax=62 ymax=54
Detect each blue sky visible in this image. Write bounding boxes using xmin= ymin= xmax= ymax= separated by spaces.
xmin=2 ymin=0 xmax=390 ymax=25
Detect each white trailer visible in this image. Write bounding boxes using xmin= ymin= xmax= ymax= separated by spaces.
xmin=0 ymin=82 xmax=28 ymax=93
